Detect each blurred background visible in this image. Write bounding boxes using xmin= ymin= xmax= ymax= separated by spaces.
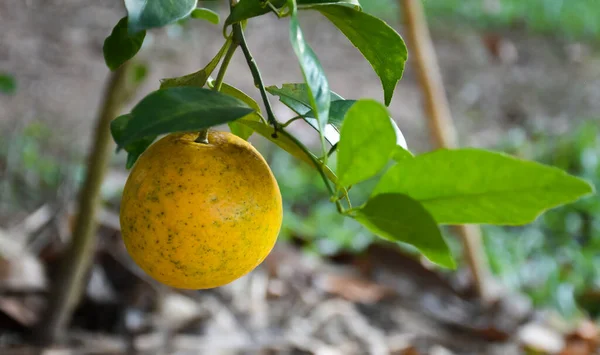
xmin=1 ymin=0 xmax=599 ymax=354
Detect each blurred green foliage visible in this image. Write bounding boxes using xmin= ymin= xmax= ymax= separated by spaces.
xmin=361 ymin=0 xmax=600 ymax=40
xmin=0 ymin=123 xmax=84 ymax=214
xmin=1 ymin=124 xmax=59 ymax=199
xmin=0 ymin=73 xmax=17 ymax=95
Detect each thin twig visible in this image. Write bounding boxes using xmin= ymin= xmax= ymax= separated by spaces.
xmin=281 ymin=115 xmax=304 ymax=128
xmin=232 ymin=23 xmax=278 ymax=129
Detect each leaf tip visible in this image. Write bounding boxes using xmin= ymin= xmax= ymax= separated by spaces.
xmin=430 ymin=251 xmax=457 ymax=270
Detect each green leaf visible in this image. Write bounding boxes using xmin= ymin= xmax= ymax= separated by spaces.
xmin=110 ymin=114 xmax=132 ymax=149
xmin=298 ymin=0 xmax=360 ymax=8
xmin=237 ymin=118 xmax=337 ymax=182
xmin=354 ymin=193 xmax=455 ymax=268
xmin=315 ymin=5 xmax=407 ymax=106
xmin=131 ymin=62 xmax=149 ymax=84
xmin=226 ymin=0 xmax=359 ymax=25
xmin=191 ymin=8 xmax=220 ymax=24
xmin=305 ymin=100 xmax=356 ymax=129
xmin=213 ymin=81 xmax=262 ymax=113
xmin=267 ymin=83 xmax=408 ymax=151
xmin=392 ymin=145 xmax=414 ymax=162
xmin=211 ymin=81 xmax=262 ymax=140
xmin=288 ymin=0 xmax=330 ymax=141
xmin=304 ymin=100 xmax=356 ymax=146
xmin=229 ymin=120 xmax=255 ymax=141
xmin=110 ymin=114 xmax=156 ymax=169
xmin=0 ymin=73 xmax=16 ymax=95
xmin=160 ymin=40 xmax=231 ymax=89
xmin=114 ymin=87 xmax=254 ymax=147
xmin=373 ymin=149 xmax=595 ymax=225
xmin=267 ymin=83 xmax=343 ymax=116
xmin=267 ymin=83 xmax=343 ymax=145
xmin=125 ymin=0 xmax=198 ymax=33
xmin=337 ymin=99 xmax=396 ymax=187
xmin=103 ymin=17 xmax=146 ymax=71
xmin=226 ymin=0 xmax=283 ymax=26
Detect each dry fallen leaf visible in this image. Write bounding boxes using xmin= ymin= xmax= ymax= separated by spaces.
xmin=398 ymin=346 xmax=421 ymax=355
xmin=560 ymin=320 xmax=599 ymax=355
xmin=0 ymin=297 xmax=42 ymax=327
xmin=313 ymin=273 xmax=395 ymax=304
xmin=560 ymin=340 xmax=593 ymax=355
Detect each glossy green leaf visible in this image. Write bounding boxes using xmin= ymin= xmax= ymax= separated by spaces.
xmin=267 ymin=83 xmax=408 ymax=151
xmin=237 ymin=118 xmax=337 ymax=182
xmin=225 ymin=0 xmax=359 ymax=25
xmin=226 ymin=0 xmax=283 ymax=26
xmin=212 ymin=81 xmax=262 ymax=112
xmin=160 ymin=40 xmax=231 ymax=89
xmin=125 ymin=0 xmax=198 ymax=33
xmin=305 ymin=100 xmax=356 ymax=129
xmin=373 ymin=149 xmax=595 ymax=225
xmin=315 ymin=5 xmax=407 ymax=106
xmin=267 ymin=83 xmax=343 ymax=116
xmin=110 ymin=114 xmax=156 ymax=169
xmin=288 ymin=0 xmax=330 ymax=144
xmin=191 ymin=8 xmax=220 ymax=24
xmin=110 ymin=114 xmax=131 ymax=149
xmin=229 ymin=120 xmax=255 ymax=141
xmin=0 ymin=73 xmax=16 ymax=95
xmin=299 ymin=0 xmax=360 ymax=8
xmin=337 ymin=99 xmax=396 ymax=187
xmin=267 ymin=83 xmax=343 ymax=145
xmin=354 ymin=193 xmax=455 ymax=268
xmin=103 ymin=17 xmax=146 ymax=71
xmin=114 ymin=87 xmax=254 ymax=147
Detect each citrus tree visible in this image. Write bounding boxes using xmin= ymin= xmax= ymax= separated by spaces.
xmin=105 ymin=0 xmax=594 ymax=284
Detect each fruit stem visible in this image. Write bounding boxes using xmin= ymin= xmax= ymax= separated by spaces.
xmin=197 ymin=36 xmax=239 ymax=145
xmin=195 ymin=129 xmax=209 ymax=144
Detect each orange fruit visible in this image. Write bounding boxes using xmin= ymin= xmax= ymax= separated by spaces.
xmin=120 ymin=131 xmax=282 ymax=289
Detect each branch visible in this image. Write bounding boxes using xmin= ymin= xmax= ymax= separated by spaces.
xmin=33 ymin=64 xmax=131 ymax=345
xmin=400 ymin=0 xmax=493 ymax=302
xmin=231 ymin=23 xmax=278 ymax=129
